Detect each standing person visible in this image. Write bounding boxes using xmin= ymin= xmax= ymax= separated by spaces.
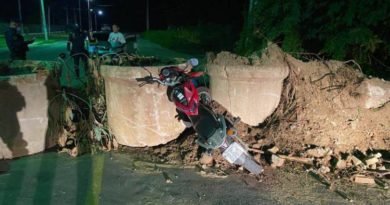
xmin=4 ymin=19 xmax=34 ymax=60
xmin=67 ymin=25 xmax=92 ymax=78
xmin=108 ymin=24 xmax=126 ymax=53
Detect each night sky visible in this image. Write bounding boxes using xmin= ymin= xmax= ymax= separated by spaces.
xmin=0 ymin=0 xmax=247 ymax=32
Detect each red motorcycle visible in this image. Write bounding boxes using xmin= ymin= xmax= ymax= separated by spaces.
xmin=136 ymin=59 xmax=263 ymax=175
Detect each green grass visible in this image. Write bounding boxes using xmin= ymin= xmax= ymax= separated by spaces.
xmin=0 ymin=37 xmax=6 ymax=48
xmin=142 ymin=29 xmax=203 ymax=54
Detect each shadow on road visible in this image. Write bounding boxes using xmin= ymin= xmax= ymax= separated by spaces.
xmin=0 ymin=78 xmax=28 ymax=205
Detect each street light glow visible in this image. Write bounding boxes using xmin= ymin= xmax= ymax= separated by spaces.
xmin=98 ymin=10 xmax=103 ymax=15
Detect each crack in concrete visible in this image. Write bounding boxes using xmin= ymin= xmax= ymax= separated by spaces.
xmin=223 ymin=65 xmax=233 ymax=112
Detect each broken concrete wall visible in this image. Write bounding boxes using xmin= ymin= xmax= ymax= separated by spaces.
xmin=207 ymin=48 xmax=289 ymax=126
xmin=0 ymin=60 xmax=60 ymax=159
xmin=355 ymin=78 xmax=390 ymax=109
xmin=101 ymin=65 xmax=184 ymax=147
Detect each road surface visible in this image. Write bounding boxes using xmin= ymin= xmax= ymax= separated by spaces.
xmin=0 ymin=40 xmax=68 ymax=61
xmin=0 ymin=152 xmax=277 ymax=205
xmin=0 ymin=38 xmax=196 ymax=62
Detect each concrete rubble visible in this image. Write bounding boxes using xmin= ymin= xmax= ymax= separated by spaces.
xmin=200 ymin=153 xmax=214 ymax=166
xmin=351 ymin=174 xmax=376 ymax=185
xmin=355 ymin=78 xmax=390 ymax=109
xmin=271 ymin=154 xmax=285 ymax=168
xmin=305 ymin=147 xmax=332 ymax=158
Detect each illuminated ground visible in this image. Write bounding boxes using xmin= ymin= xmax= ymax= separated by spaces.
xmin=0 ymin=36 xmax=195 ymax=61
xmin=0 ymin=152 xmax=276 ymax=205
xmin=0 ymin=35 xmax=68 ymax=61
xmin=2 ymin=152 xmax=388 ymax=205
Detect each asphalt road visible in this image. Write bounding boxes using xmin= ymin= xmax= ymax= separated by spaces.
xmin=0 ymin=153 xmax=277 ymax=205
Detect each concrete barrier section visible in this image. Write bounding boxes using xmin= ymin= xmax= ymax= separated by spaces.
xmin=101 ymin=65 xmax=184 ymax=147
xmin=208 ymin=50 xmax=289 ymax=126
xmin=0 ymin=60 xmax=59 ymax=158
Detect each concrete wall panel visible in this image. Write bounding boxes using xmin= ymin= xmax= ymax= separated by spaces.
xmin=0 ymin=62 xmax=59 ymax=158
xmin=101 ymin=65 xmax=184 ymax=147
xmin=208 ymin=53 xmax=289 ymax=126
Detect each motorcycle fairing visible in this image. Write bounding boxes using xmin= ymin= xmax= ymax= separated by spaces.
xmin=187 ymin=71 xmax=203 ymax=78
xmin=174 ymin=81 xmax=199 ymax=116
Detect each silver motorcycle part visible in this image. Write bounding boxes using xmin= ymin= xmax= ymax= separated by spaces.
xmin=181 ymin=120 xmax=193 ymax=128
xmin=222 ymin=142 xmax=263 ymax=175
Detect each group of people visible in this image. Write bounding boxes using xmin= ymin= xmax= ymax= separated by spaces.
xmin=66 ymin=23 xmax=126 ymax=77
xmin=4 ymin=19 xmax=127 ymax=78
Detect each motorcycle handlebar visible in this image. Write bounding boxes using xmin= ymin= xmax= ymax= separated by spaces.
xmin=136 ymin=76 xmax=166 ymax=87
xmin=135 ymin=76 xmax=153 ymax=82
xmin=136 ymin=75 xmax=181 ymax=87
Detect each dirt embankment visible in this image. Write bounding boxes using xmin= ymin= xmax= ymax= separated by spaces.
xmin=261 ymin=46 xmax=389 ymax=154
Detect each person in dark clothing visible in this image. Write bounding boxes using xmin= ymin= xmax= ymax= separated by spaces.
xmin=67 ymin=25 xmax=93 ymax=78
xmin=4 ymin=19 xmax=34 ymax=60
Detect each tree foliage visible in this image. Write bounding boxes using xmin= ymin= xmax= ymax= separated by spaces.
xmin=237 ymin=0 xmax=390 ymax=79
xmin=143 ymin=24 xmax=237 ymax=53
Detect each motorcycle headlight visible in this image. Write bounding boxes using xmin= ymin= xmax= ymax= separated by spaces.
xmin=162 ymin=68 xmax=171 ymax=77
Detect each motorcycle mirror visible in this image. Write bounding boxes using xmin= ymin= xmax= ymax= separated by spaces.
xmin=187 ymin=58 xmax=199 ymax=67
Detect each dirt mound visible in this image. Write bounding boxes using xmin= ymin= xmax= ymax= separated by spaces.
xmin=207 ymin=52 xmax=250 ymax=66
xmin=270 ymin=54 xmax=389 ymax=154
